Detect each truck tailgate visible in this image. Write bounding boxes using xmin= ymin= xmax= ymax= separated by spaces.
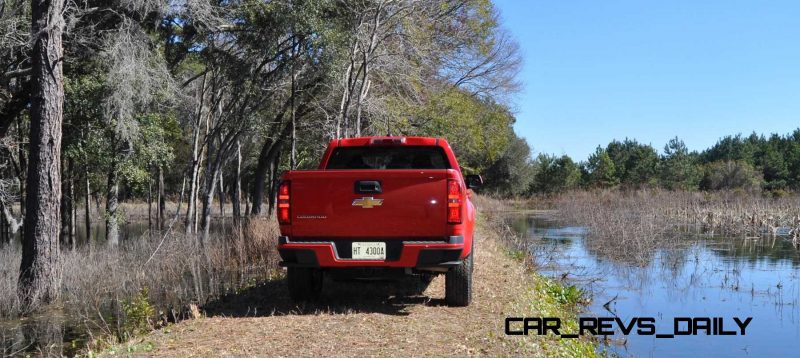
xmin=287 ymin=170 xmax=450 ymax=238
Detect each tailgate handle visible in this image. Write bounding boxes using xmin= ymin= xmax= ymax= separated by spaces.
xmin=355 ymin=180 xmax=382 ymax=194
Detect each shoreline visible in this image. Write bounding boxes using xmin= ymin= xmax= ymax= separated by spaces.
xmin=98 ymin=206 xmax=597 ymax=357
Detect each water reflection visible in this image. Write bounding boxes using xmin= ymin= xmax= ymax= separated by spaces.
xmin=507 ymin=214 xmax=800 ymax=357
xmin=3 ymin=215 xmax=237 ymax=247
xmin=0 ymin=218 xmax=238 ymax=356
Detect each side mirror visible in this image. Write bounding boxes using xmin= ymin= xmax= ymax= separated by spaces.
xmin=465 ymin=174 xmax=483 ymax=189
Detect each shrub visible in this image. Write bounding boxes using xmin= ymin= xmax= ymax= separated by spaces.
xmin=120 ymin=288 xmax=155 ymax=339
xmin=701 ymin=160 xmax=763 ymax=191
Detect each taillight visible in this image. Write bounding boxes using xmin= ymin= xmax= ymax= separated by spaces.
xmin=371 ymin=137 xmax=406 ymax=145
xmin=278 ymin=181 xmax=290 ymax=224
xmin=447 ymin=179 xmax=462 ymax=224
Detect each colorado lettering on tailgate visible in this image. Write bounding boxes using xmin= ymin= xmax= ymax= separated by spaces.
xmin=277 ymin=136 xmax=483 ymax=307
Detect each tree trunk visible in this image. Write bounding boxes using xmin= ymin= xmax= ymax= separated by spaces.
xmin=232 ymin=140 xmax=242 ymax=231
xmin=185 ymin=127 xmax=201 ymax=235
xmin=250 ymin=142 xmax=273 ymax=216
xmin=105 ymin=167 xmax=120 ymax=246
xmin=16 ymin=115 xmax=27 ymax=223
xmin=200 ymin=137 xmax=220 ymax=244
xmin=158 ymin=166 xmax=165 ymax=231
xmin=218 ymin=169 xmax=225 ymax=234
xmin=19 ymin=0 xmax=65 ymax=306
xmin=249 ymin=99 xmax=292 ymax=216
xmin=218 ymin=170 xmax=225 ymax=218
xmin=84 ymin=167 xmax=91 ymax=247
xmin=355 ymin=8 xmax=381 ymax=136
xmin=354 ymin=64 xmax=369 ymax=137
xmin=336 ymin=35 xmax=362 ymax=139
xmin=290 ymin=34 xmax=297 ymax=169
xmin=147 ymin=173 xmax=153 ymax=234
xmin=251 ymin=122 xmax=292 ymax=215
xmin=200 ymin=170 xmax=219 ymax=244
xmin=0 ymin=203 xmax=8 ymax=245
xmin=174 ymin=175 xmax=186 ymax=227
xmin=69 ymin=161 xmax=75 ymax=250
xmin=200 ymin=129 xmax=240 ymax=242
xmin=60 ymin=158 xmax=70 ymax=246
xmin=185 ymin=74 xmax=207 ymax=235
xmin=267 ymin=152 xmax=283 ymax=216
xmin=59 ymin=159 xmax=75 ymax=249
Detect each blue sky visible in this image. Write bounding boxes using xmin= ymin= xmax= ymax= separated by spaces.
xmin=494 ymin=0 xmax=800 ymax=160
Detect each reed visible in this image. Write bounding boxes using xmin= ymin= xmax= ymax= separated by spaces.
xmin=550 ymin=189 xmax=800 ymax=264
xmin=0 ymin=217 xmax=280 ymax=354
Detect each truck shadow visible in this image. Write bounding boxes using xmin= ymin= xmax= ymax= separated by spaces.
xmin=202 ymin=276 xmax=445 ymax=317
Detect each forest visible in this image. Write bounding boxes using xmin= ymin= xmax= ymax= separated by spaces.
xmin=0 ymin=0 xmax=526 ymax=245
xmin=2 ymin=0 xmax=800 ymax=354
xmin=1 ymin=0 xmax=529 ymax=351
xmin=520 ymin=130 xmax=800 ymax=196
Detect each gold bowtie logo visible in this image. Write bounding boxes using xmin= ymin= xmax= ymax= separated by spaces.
xmin=352 ymin=197 xmax=383 ymax=208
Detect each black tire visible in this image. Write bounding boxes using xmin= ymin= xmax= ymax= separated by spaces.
xmin=445 ymin=253 xmax=473 ymax=307
xmin=287 ymin=267 xmax=323 ymax=302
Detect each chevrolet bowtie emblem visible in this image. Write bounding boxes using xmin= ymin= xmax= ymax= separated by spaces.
xmin=352 ymin=197 xmax=383 ymax=208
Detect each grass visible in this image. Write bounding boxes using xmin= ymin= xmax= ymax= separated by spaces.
xmin=474 ymin=196 xmax=598 ymax=357
xmin=3 ymin=195 xmax=602 ymax=356
xmin=83 ymin=195 xmax=599 ymax=357
xmin=506 ymin=279 xmax=597 ymax=357
xmin=0 ymin=217 xmax=280 ymax=355
xmin=544 ymin=189 xmax=800 ymax=265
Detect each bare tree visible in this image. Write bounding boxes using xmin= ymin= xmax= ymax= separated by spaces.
xmin=98 ymin=16 xmax=177 ymax=245
xmin=0 ymin=0 xmax=31 ymax=138
xmin=334 ymin=0 xmax=416 ymax=138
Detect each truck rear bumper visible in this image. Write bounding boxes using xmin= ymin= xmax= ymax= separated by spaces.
xmin=278 ymin=236 xmax=464 ymax=269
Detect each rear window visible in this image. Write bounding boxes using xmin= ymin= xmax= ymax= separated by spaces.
xmin=326 ymin=146 xmax=450 ymax=170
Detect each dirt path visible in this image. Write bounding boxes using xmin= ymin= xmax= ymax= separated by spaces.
xmin=128 ymin=221 xmax=585 ymax=357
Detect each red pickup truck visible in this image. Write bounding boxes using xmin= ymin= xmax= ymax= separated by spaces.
xmin=277 ymin=136 xmax=482 ymax=306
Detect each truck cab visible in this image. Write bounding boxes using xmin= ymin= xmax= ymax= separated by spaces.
xmin=277 ymin=136 xmax=481 ymax=306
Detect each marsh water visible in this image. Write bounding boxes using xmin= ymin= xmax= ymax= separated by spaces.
xmin=0 ymin=219 xmax=236 ymax=356
xmin=3 ymin=212 xmax=800 ymax=356
xmin=506 ymin=213 xmax=800 ymax=357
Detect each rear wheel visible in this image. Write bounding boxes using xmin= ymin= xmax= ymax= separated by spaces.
xmin=287 ymin=267 xmax=323 ymax=302
xmin=445 ymin=253 xmax=473 ymax=307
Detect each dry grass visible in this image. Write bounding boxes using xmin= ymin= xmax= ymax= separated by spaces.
xmin=550 ymin=189 xmax=800 ymax=265
xmin=107 ymin=197 xmax=596 ymax=357
xmin=0 ymin=249 xmax=21 ymax=320
xmin=0 ymin=217 xmax=281 ymax=355
xmin=3 ymin=197 xmax=598 ymax=356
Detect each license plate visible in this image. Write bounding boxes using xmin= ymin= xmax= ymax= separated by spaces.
xmin=351 ymin=242 xmax=386 ymax=260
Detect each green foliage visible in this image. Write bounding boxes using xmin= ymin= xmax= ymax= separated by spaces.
xmin=529 ymin=154 xmax=581 ymax=194
xmin=481 ymin=132 xmax=534 ymax=196
xmin=606 ymin=139 xmax=659 ymax=188
xmin=700 ymin=160 xmax=763 ymax=191
xmin=659 ymin=137 xmax=701 ymax=190
xmin=506 ymin=248 xmax=527 ymax=262
xmin=701 ymin=131 xmax=800 ymax=190
xmin=398 ymin=88 xmax=514 ymax=174
xmin=760 ymin=136 xmax=789 ymax=190
xmin=544 ymin=283 xmax=588 ymax=306
xmin=122 ymin=113 xmax=181 ymax=194
xmin=701 ymin=133 xmax=761 ymax=165
xmin=119 ymin=288 xmax=155 ymax=340
xmin=63 ymin=51 xmax=180 ymax=198
xmin=529 ymin=129 xmax=800 ymax=195
xmin=586 ymin=146 xmax=619 ymax=188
